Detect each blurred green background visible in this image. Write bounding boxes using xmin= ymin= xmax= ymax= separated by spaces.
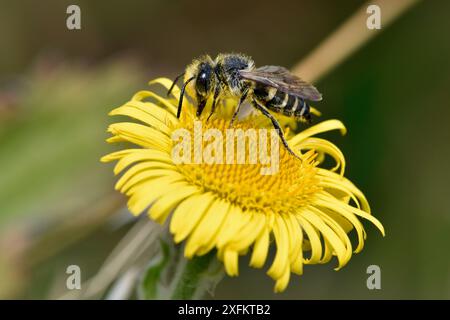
xmin=0 ymin=0 xmax=449 ymax=299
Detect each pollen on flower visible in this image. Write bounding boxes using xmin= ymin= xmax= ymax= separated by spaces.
xmin=176 ymin=115 xmax=322 ymax=214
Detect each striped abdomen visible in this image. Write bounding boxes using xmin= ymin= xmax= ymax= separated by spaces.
xmin=253 ymin=85 xmax=310 ymax=119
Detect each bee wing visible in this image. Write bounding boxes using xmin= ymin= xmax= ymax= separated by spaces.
xmin=239 ymin=65 xmax=322 ymax=101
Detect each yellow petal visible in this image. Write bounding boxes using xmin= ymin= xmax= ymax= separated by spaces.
xmin=112 ymin=149 xmax=173 ymax=175
xmin=226 ymin=211 xmax=266 ymax=252
xmin=320 ymin=238 xmax=333 ymax=264
xmin=200 ymin=207 xmax=252 ymax=256
xmin=216 ymin=206 xmax=252 ymax=248
xmin=149 ymin=77 xmax=181 ymax=98
xmin=195 ymin=200 xmax=233 ymax=254
xmin=283 ymin=213 xmax=302 ymax=262
xmin=100 ymin=149 xmax=137 ymax=163
xmin=115 ymin=161 xmax=175 ymax=191
xmin=121 ymin=100 xmax=178 ymax=127
xmin=274 ymin=266 xmax=290 ymax=293
xmin=106 ymin=136 xmax=124 ymax=144
xmin=171 ymin=193 xmax=214 ymax=242
xmin=317 ymin=169 xmax=371 ymax=212
xmin=286 ymin=213 xmax=304 ymax=275
xmin=318 ymin=181 xmax=361 ymax=210
xmin=309 ymin=206 xmax=352 ymax=262
xmin=291 ymin=241 xmax=304 ymax=275
xmin=296 ymin=137 xmax=346 ymax=174
xmin=315 ymin=193 xmax=366 ymax=253
xmin=319 ymin=191 xmax=384 ymax=236
xmin=132 ymin=90 xmax=177 ymax=115
xmin=120 ymin=169 xmax=183 ymax=194
xmin=148 ymin=185 xmax=200 ymax=223
xmin=301 ymin=210 xmax=347 ymax=269
xmin=108 ymin=122 xmax=171 ymax=150
xmin=296 ymin=213 xmax=322 ymax=264
xmin=109 ymin=105 xmax=172 ymax=134
xmin=321 ymin=207 xmax=354 ymax=234
xmin=224 ymin=249 xmax=239 ymax=276
xmin=127 ymin=178 xmax=187 ymax=215
xmin=310 ymin=106 xmax=321 ymax=116
xmin=267 ymin=216 xmax=289 ymax=280
xmin=249 ymin=226 xmax=269 ymax=268
xmin=184 ymin=198 xmax=230 ymax=258
xmin=289 ymin=119 xmax=347 ymax=146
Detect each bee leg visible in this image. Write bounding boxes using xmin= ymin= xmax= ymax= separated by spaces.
xmin=206 ymin=101 xmax=217 ymax=122
xmin=207 ymin=85 xmax=221 ymax=122
xmin=167 ymin=72 xmax=185 ymax=97
xmin=252 ymin=98 xmax=301 ymax=160
xmin=303 ymin=112 xmax=312 ymax=124
xmin=229 ymin=90 xmax=248 ymax=127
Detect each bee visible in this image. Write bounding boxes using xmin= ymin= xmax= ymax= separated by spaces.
xmin=167 ymin=53 xmax=322 ymax=158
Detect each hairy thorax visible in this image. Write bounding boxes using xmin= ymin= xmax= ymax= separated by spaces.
xmin=215 ymin=53 xmax=255 ymax=97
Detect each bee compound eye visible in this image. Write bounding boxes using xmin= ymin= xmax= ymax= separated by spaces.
xmin=196 ymin=72 xmax=208 ymax=94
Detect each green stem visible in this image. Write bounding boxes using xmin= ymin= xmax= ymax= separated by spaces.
xmin=170 ymin=250 xmax=224 ymax=300
xmin=139 ymin=240 xmax=225 ymax=300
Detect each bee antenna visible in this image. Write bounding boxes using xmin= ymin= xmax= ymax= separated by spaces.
xmin=177 ymin=76 xmax=195 ymax=119
xmin=167 ymin=72 xmax=185 ymax=97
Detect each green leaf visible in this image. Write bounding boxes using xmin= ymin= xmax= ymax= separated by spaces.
xmin=170 ymin=250 xmax=224 ymax=300
xmin=138 ymin=240 xmax=171 ymax=300
xmin=138 ymin=239 xmax=224 ymax=300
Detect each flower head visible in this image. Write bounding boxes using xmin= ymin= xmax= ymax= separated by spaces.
xmin=101 ymin=78 xmax=384 ymax=292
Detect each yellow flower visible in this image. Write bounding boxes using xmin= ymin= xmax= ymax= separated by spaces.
xmin=101 ymin=78 xmax=384 ymax=292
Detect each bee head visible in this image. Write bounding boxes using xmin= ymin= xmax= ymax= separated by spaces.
xmin=195 ymin=62 xmax=215 ymax=97
xmin=185 ymin=55 xmax=216 ymax=117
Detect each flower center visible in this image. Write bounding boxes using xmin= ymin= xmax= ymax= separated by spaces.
xmin=174 ymin=111 xmax=321 ymax=214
